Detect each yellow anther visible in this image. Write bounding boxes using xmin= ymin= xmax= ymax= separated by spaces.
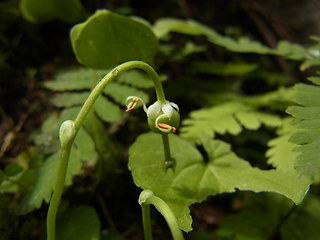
xmin=126 ymin=97 xmax=139 ymax=112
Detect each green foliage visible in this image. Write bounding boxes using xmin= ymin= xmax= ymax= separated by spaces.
xmin=266 ymin=118 xmax=298 ymax=170
xmin=44 ymin=68 xmax=150 ymax=123
xmin=217 ymin=192 xmax=320 ymax=240
xmin=129 ymin=133 xmax=310 ymax=232
xmin=280 ymin=194 xmax=320 ymax=240
xmin=20 ymin=0 xmax=85 ymax=23
xmin=153 ymin=18 xmax=307 ymax=59
xmin=191 ymin=61 xmax=258 ymax=76
xmin=181 ymin=101 xmax=282 ymax=143
xmin=20 ymin=65 xmax=156 ymax=213
xmin=217 ymin=193 xmax=293 ymax=240
xmin=70 ymin=9 xmax=158 ymax=69
xmin=5 ymin=4 xmax=320 ymax=239
xmin=19 ymin=128 xmax=98 ymax=214
xmin=286 ymin=75 xmax=320 ymax=182
xmin=0 ymin=195 xmax=19 ymax=240
xmin=56 ymin=206 xmax=100 ymax=240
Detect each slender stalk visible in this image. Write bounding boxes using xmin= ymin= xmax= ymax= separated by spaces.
xmin=139 ymin=190 xmax=184 ymax=240
xmin=47 ymin=61 xmax=166 ymax=240
xmin=74 ymin=61 xmax=166 ymax=130
xmin=162 ymin=134 xmax=175 ymax=169
xmin=141 ymin=203 xmax=153 ymax=240
xmin=47 ymin=140 xmax=74 ymax=240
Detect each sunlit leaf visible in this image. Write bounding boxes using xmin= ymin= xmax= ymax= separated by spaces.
xmin=129 ymin=133 xmax=310 ymax=232
xmin=70 ymin=9 xmax=158 ymax=69
xmin=181 ymin=101 xmax=282 ymax=143
xmin=266 ymin=118 xmax=298 ymax=170
xmin=286 ymin=76 xmax=320 ymax=182
xmin=153 ymin=18 xmax=204 ymax=38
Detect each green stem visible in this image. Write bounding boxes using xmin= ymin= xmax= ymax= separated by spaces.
xmin=47 ymin=61 xmax=166 ymax=240
xmin=74 ymin=61 xmax=166 ymax=130
xmin=139 ymin=190 xmax=184 ymax=240
xmin=162 ymin=134 xmax=175 ymax=170
xmin=47 ymin=140 xmax=74 ymax=240
xmin=141 ymin=203 xmax=153 ymax=240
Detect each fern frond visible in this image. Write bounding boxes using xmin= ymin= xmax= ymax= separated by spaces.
xmin=286 ymin=75 xmax=320 ymax=182
xmin=181 ymin=101 xmax=282 ymax=143
xmin=266 ymin=118 xmax=298 ymax=170
xmin=153 ymin=18 xmax=307 ymax=60
xmin=45 ymin=68 xmax=152 ymax=123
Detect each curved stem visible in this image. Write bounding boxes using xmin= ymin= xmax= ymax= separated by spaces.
xmin=139 ymin=190 xmax=184 ymax=240
xmin=74 ymin=61 xmax=166 ymax=130
xmin=47 ymin=61 xmax=166 ymax=240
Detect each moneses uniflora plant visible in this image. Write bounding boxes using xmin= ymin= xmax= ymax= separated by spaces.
xmin=46 ymin=61 xmax=184 ymax=240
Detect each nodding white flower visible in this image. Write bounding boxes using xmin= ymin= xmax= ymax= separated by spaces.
xmin=125 ymin=96 xmax=180 ymax=134
xmin=147 ymin=101 xmax=179 ymax=134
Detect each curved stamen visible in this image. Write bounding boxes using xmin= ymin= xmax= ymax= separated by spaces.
xmin=125 ymin=96 xmax=147 ymax=112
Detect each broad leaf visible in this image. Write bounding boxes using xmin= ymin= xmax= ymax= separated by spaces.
xmin=286 ymin=76 xmax=320 ymax=182
xmin=128 ymin=133 xmax=310 ymax=232
xmin=70 ymin=9 xmax=158 ymax=69
xmin=181 ymin=101 xmax=282 ymax=143
xmin=56 ymin=206 xmax=100 ymax=240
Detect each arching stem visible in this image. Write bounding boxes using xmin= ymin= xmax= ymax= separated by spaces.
xmin=47 ymin=61 xmax=166 ymax=240
xmin=139 ymin=190 xmax=185 ymax=240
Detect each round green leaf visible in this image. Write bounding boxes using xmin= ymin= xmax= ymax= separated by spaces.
xmin=129 ymin=133 xmax=310 ymax=232
xmin=70 ymin=9 xmax=158 ymax=69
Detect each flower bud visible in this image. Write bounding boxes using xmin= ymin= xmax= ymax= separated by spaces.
xmin=146 ymin=101 xmax=180 ymax=134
